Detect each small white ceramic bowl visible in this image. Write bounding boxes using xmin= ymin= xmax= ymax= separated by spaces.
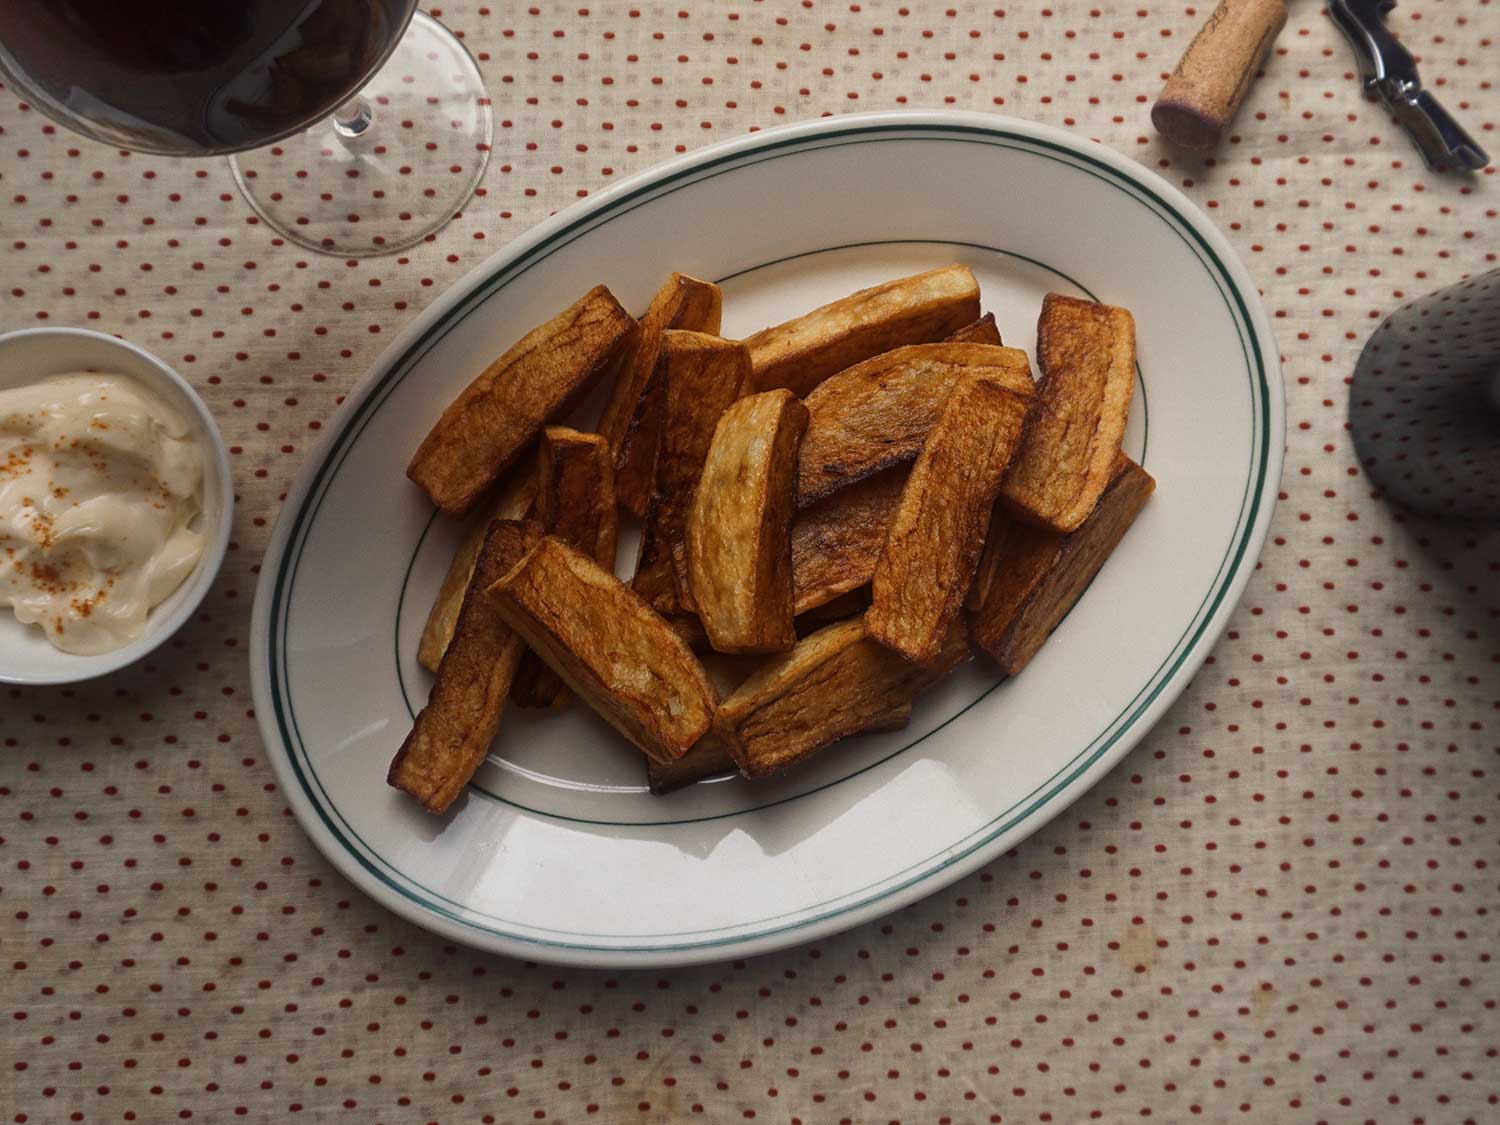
xmin=0 ymin=328 xmax=233 ymax=685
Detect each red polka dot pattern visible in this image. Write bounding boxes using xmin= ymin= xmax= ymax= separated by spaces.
xmin=3 ymin=3 xmax=1498 ymax=1121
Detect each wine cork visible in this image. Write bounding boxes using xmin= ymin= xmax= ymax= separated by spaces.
xmin=1151 ymin=0 xmax=1287 ymax=149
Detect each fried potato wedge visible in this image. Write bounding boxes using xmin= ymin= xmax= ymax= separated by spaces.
xmin=645 ymin=643 xmax=760 ymax=792
xmin=408 ymin=286 xmax=637 ymax=516
xmin=651 ymin=694 xmax=911 ymax=793
xmin=796 ymin=342 xmax=1033 ymax=509
xmin=698 ymin=649 xmax=768 ymax=699
xmin=743 ymin=265 xmax=981 ymax=398
xmin=714 ymin=616 xmax=966 ymax=779
xmin=416 ymin=462 xmax=538 ymax=673
xmin=869 ymin=374 xmax=1035 ymax=663
xmin=665 ymin=612 xmax=710 ymax=651
xmin=633 ymin=331 xmax=751 ymax=614
xmin=646 ymin=734 xmax=740 ymax=794
xmin=790 ymin=465 xmax=906 ymax=617
xmin=388 ymin=520 xmax=543 ymax=814
xmin=945 ymin=312 xmax=1003 ymax=346
xmin=796 ymin=587 xmax=871 ymax=633
xmin=511 ymin=428 xmax=619 ymax=710
xmin=535 ymin=427 xmax=618 ymax=561
xmin=687 ymin=390 xmax=809 ymax=654
xmin=1001 ymin=293 xmax=1136 ymax=532
xmin=490 ymin=537 xmax=716 ymax=763
xmin=972 ymin=455 xmax=1154 ymax=674
xmin=597 ymin=274 xmax=723 ymax=517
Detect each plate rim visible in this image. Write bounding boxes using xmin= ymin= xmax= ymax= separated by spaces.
xmin=249 ymin=109 xmax=1285 ymax=968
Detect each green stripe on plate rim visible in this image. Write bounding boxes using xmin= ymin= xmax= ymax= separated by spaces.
xmin=392 ymin=237 xmax=1153 ymax=822
xmin=268 ymin=121 xmax=1271 ymax=952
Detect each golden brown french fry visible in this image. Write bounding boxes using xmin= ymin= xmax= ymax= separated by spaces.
xmin=868 ymin=374 xmax=1035 ymax=664
xmin=649 ymin=694 xmax=911 ymax=793
xmin=388 ymin=520 xmax=543 ymax=814
xmin=511 ymin=428 xmax=619 ymax=710
xmin=796 ymin=342 xmax=1033 ymax=509
xmin=714 ymin=616 xmax=966 ymax=779
xmin=535 ymin=427 xmax=618 ymax=559
xmin=1001 ymin=293 xmax=1136 ymax=533
xmin=597 ymin=274 xmax=724 ymax=517
xmin=407 ymin=286 xmax=637 ymax=517
xmin=743 ymin=265 xmax=981 ymax=397
xmin=972 ymin=455 xmax=1154 ymax=674
xmin=633 ymin=331 xmax=750 ymax=614
xmin=665 ymin=612 xmax=711 ymax=651
xmin=416 ymin=462 xmax=538 ymax=673
xmin=646 ymin=733 xmax=738 ymax=794
xmin=977 ymin=458 xmax=1154 ymax=628
xmin=698 ymin=648 xmax=768 ymax=699
xmin=490 ymin=537 xmax=716 ymax=763
xmin=643 ymin=636 xmax=759 ymax=795
xmin=687 ymin=390 xmax=809 ymax=654
xmin=790 ymin=466 xmax=906 ymax=617
xmin=945 ymin=312 xmax=1003 ymax=346
xmin=796 ymin=587 xmax=871 ymax=633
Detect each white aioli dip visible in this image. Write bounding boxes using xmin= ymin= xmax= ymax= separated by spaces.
xmin=0 ymin=372 xmax=205 ymax=655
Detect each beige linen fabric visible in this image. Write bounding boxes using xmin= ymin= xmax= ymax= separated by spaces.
xmin=3 ymin=3 xmax=1496 ymax=1121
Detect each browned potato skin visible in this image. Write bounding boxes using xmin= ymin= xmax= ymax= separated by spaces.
xmin=388 ymin=520 xmax=543 ymax=814
xmin=795 ymin=587 xmax=872 ymax=634
xmin=743 ymin=265 xmax=981 ymax=398
xmin=868 ymin=374 xmax=1035 ymax=664
xmin=408 ymin=285 xmax=637 ymax=517
xmin=535 ymin=428 xmax=619 ymax=563
xmin=796 ymin=342 xmax=1033 ymax=509
xmin=664 ymin=612 xmax=710 ymax=651
xmin=490 ymin=537 xmax=717 ymax=764
xmin=597 ymin=274 xmax=723 ymax=517
xmin=633 ymin=331 xmax=751 ymax=615
xmin=714 ymin=616 xmax=968 ymax=779
xmin=972 ymin=456 xmax=1155 ymax=674
xmin=646 ymin=733 xmax=739 ymax=794
xmin=643 ymin=648 xmax=765 ymax=792
xmin=790 ymin=465 xmax=906 ymax=617
xmin=1001 ymin=293 xmax=1137 ymax=533
xmin=688 ymin=390 xmax=809 ymax=654
xmin=511 ymin=428 xmax=619 ymax=710
xmin=416 ymin=462 xmax=538 ymax=673
xmin=945 ymin=312 xmax=1003 ymax=346
xmin=650 ymin=699 xmax=908 ymax=794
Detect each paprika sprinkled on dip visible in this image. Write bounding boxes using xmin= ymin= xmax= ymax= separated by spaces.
xmin=0 ymin=372 xmax=205 ymax=655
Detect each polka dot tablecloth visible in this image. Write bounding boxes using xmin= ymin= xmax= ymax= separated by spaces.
xmin=3 ymin=3 xmax=1498 ymax=1122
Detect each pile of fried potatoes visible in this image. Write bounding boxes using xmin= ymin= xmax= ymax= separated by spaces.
xmin=388 ymin=265 xmax=1155 ymax=815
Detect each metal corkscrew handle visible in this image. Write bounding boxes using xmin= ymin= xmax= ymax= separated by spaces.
xmin=1326 ymin=0 xmax=1490 ymax=173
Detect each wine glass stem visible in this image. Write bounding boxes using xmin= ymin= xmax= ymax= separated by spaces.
xmin=333 ymin=97 xmax=374 ymax=140
xmin=225 ymin=11 xmax=491 ymax=257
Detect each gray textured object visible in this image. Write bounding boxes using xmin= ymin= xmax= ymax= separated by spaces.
xmin=1350 ymin=268 xmax=1500 ymax=521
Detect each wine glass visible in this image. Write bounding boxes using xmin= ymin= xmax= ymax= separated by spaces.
xmin=0 ymin=0 xmax=492 ymax=257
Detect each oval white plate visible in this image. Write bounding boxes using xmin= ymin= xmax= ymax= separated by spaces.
xmin=250 ymin=111 xmax=1283 ymax=968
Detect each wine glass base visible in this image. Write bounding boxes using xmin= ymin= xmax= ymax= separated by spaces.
xmin=228 ymin=12 xmax=492 ymax=257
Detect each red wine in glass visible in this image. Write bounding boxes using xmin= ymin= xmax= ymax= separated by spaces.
xmin=0 ymin=0 xmax=493 ymax=255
